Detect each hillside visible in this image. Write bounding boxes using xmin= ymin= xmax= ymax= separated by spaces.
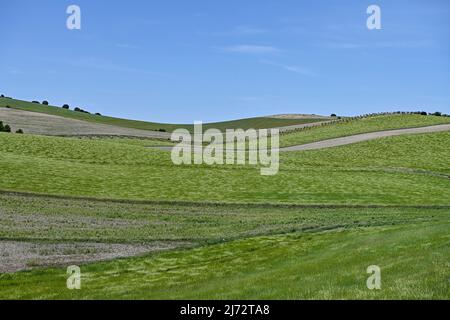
xmin=0 ymin=107 xmax=173 ymax=139
xmin=0 ymin=130 xmax=449 ymax=205
xmin=0 ymin=97 xmax=326 ymax=133
xmin=279 ymin=114 xmax=450 ymax=147
xmin=1 ymin=109 xmax=449 ymax=300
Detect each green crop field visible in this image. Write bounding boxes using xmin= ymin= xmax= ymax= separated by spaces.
xmin=0 ymin=98 xmax=325 ymax=132
xmin=1 ymin=193 xmax=445 ymax=245
xmin=1 ymin=218 xmax=448 ymax=299
xmin=2 ymin=0 xmax=449 ymax=303
xmin=0 ymin=131 xmax=449 ymax=205
xmin=73 ymin=136 xmax=176 ymax=147
xmin=0 ymin=109 xmax=449 ymax=300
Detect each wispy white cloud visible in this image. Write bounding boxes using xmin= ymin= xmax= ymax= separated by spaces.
xmin=283 ymin=65 xmax=318 ymax=77
xmin=222 ymin=45 xmax=281 ymax=54
xmin=324 ymin=40 xmax=433 ymax=49
xmin=260 ymin=60 xmax=318 ymax=77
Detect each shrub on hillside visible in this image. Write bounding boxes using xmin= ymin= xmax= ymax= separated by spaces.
xmin=32 ymin=101 xmax=40 ymax=104
xmin=62 ymin=104 xmax=70 ymax=109
xmin=0 ymin=94 xmax=4 ymax=98
xmin=331 ymin=114 xmax=337 ymax=117
xmin=95 ymin=112 xmax=102 ymax=116
xmin=158 ymin=129 xmax=167 ymax=132
xmin=74 ymin=107 xmax=90 ymax=114
xmin=42 ymin=101 xmax=49 ymax=105
xmin=432 ymin=112 xmax=442 ymax=117
xmin=0 ymin=121 xmax=22 ymax=133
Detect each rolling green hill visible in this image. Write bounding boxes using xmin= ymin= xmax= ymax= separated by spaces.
xmin=1 ymin=103 xmax=449 ymax=300
xmin=0 ymin=97 xmax=325 ymax=132
xmin=279 ymin=114 xmax=450 ymax=147
xmin=0 ymin=130 xmax=449 ymax=205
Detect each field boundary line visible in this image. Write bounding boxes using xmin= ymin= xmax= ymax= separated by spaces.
xmin=1 ymin=189 xmax=449 ymax=209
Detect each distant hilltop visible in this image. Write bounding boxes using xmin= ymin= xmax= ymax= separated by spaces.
xmin=268 ymin=114 xmax=331 ymax=119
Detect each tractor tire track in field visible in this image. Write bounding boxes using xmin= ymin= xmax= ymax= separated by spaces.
xmin=1 ymin=190 xmax=449 ymax=209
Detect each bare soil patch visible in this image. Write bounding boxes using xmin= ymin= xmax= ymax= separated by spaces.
xmin=0 ymin=241 xmax=186 ymax=273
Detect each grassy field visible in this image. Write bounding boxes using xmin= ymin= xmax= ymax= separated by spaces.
xmin=1 ymin=218 xmax=448 ymax=299
xmin=73 ymin=136 xmax=176 ymax=147
xmin=0 ymin=131 xmax=449 ymax=205
xmin=1 ymin=193 xmax=445 ymax=245
xmin=0 ymin=98 xmax=325 ymax=132
xmin=1 ymin=110 xmax=449 ymax=300
xmin=279 ymin=114 xmax=450 ymax=147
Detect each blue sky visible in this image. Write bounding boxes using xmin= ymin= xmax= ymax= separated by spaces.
xmin=1 ymin=0 xmax=449 ymax=123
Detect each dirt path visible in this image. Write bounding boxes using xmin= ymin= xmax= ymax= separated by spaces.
xmin=149 ymin=124 xmax=450 ymax=152
xmin=280 ymin=124 xmax=450 ymax=151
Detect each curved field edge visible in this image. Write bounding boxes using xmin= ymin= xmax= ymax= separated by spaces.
xmin=0 ymin=220 xmax=448 ymax=299
xmin=279 ymin=114 xmax=450 ymax=147
xmin=0 ymin=98 xmax=324 ymax=132
xmin=0 ymin=131 xmax=449 ymax=205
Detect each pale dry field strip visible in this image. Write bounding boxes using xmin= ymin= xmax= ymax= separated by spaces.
xmin=0 ymin=108 xmax=172 ymax=139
